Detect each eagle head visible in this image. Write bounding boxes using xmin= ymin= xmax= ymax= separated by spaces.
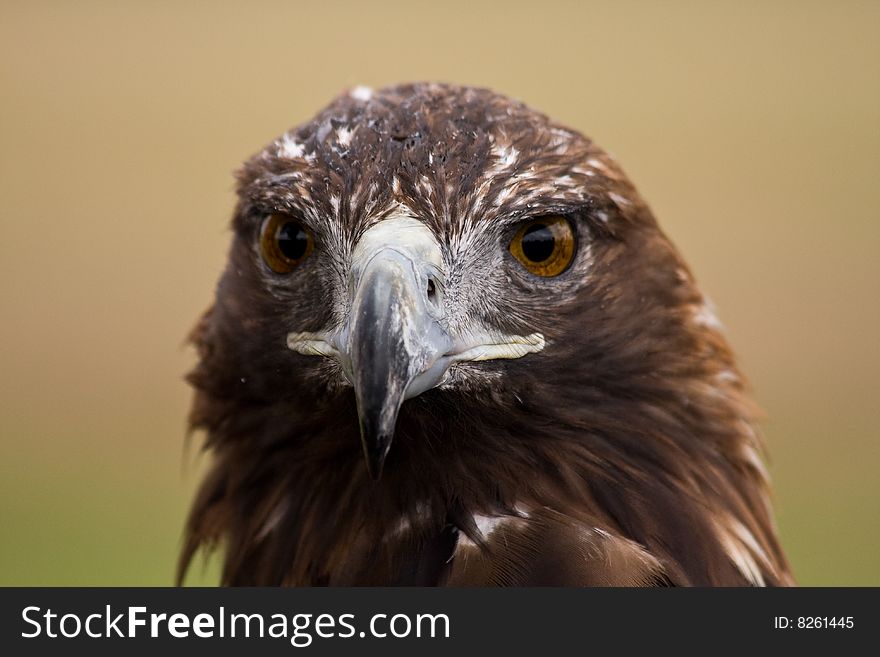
xmin=181 ymin=83 xmax=793 ymax=586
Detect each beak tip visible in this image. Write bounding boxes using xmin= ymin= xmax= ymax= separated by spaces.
xmin=359 ymin=423 xmax=393 ymax=480
xmin=366 ymin=460 xmax=384 ymax=481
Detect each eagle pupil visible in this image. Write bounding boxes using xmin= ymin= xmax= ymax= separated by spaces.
xmin=521 ymin=224 xmax=555 ymax=262
xmin=277 ymin=222 xmax=308 ymax=261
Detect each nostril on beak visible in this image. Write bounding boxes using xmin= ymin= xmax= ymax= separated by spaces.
xmin=426 ymin=278 xmax=436 ymax=300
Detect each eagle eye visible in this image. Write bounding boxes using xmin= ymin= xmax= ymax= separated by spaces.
xmin=260 ymin=214 xmax=314 ymax=273
xmin=509 ymin=216 xmax=576 ymax=277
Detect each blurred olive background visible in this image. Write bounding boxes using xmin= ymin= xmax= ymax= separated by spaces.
xmin=1 ymin=0 xmax=877 ymax=586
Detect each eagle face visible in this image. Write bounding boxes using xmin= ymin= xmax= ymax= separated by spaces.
xmin=183 ymin=83 xmax=793 ymax=586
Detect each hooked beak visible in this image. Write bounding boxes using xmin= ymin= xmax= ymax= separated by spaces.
xmin=343 ymin=243 xmax=452 ymax=479
xmin=286 ymin=216 xmax=544 ymax=479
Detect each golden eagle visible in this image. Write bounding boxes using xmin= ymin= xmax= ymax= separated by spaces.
xmin=180 ymin=83 xmax=793 ymax=586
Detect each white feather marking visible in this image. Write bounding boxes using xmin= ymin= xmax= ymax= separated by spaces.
xmin=555 ymin=174 xmax=574 ymax=188
xmin=608 ymin=191 xmax=630 ymax=208
xmin=472 ymin=510 xmax=529 ymax=541
xmin=737 ymin=424 xmax=771 ymax=482
xmin=336 ymin=125 xmax=354 ymax=147
xmin=474 ymin=515 xmax=506 ymax=537
xmin=585 ymin=157 xmax=612 ymax=174
xmin=315 ymin=119 xmax=333 ymax=143
xmin=418 ymin=174 xmax=433 ymax=193
xmin=350 ymin=85 xmax=373 ymax=101
xmin=716 ymin=369 xmax=739 ymax=383
xmin=472 ymin=141 xmax=523 ymax=210
xmin=278 ymin=134 xmax=305 ymax=159
xmin=490 ymin=142 xmax=519 ymax=169
xmin=714 ymin=515 xmax=772 ymax=586
xmin=494 ymin=185 xmax=514 ymax=206
xmin=742 ymin=443 xmax=771 ymax=482
xmin=692 ymin=299 xmax=724 ymax=331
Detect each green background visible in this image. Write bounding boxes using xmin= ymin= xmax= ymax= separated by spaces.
xmin=1 ymin=0 xmax=877 ymax=585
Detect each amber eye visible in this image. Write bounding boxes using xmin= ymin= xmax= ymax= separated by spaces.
xmin=509 ymin=216 xmax=576 ymax=277
xmin=260 ymin=214 xmax=314 ymax=273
